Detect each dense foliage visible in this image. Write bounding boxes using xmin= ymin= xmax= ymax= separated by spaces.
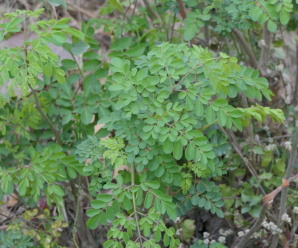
xmin=0 ymin=0 xmax=298 ymax=247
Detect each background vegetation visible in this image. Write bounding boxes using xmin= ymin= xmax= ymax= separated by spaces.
xmin=0 ymin=0 xmax=298 ymax=247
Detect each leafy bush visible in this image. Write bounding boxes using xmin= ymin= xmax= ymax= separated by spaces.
xmin=0 ymin=0 xmax=298 ymax=247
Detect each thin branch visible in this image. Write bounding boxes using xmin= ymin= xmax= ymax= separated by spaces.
xmin=204 ymin=24 xmax=209 ymax=46
xmin=28 ymin=84 xmax=63 ymax=146
xmin=232 ymin=28 xmax=258 ymax=70
xmin=176 ymin=0 xmax=195 ymax=45
xmin=169 ymin=13 xmax=176 ymax=43
xmin=131 ymin=164 xmax=143 ymax=245
xmin=235 ymin=203 xmax=268 ymax=248
xmin=23 ymin=47 xmax=62 ymax=146
xmin=51 ymin=4 xmax=58 ymax=20
xmin=293 ymin=43 xmax=298 ymax=105
xmin=259 ymin=22 xmax=271 ymax=74
xmin=72 ymin=176 xmax=81 ymax=248
xmin=171 ymin=63 xmax=200 ymax=92
xmin=142 ymin=0 xmax=160 ymax=22
xmin=236 ymin=173 xmax=298 ymax=248
xmin=241 ymin=94 xmax=255 ymax=149
xmin=270 ymin=129 xmax=298 ymax=248
xmin=67 ymin=0 xmax=97 ymax=19
xmin=70 ymin=52 xmax=84 ymax=79
xmin=220 ymin=126 xmax=266 ymax=195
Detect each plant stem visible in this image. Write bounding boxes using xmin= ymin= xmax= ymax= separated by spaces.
xmin=143 ymin=0 xmax=160 ymax=21
xmin=28 ymin=84 xmax=63 ymax=146
xmin=131 ymin=164 xmax=143 ymax=245
xmin=235 ymin=204 xmax=268 ymax=248
xmin=71 ymin=53 xmax=85 ymax=79
xmin=270 ymin=129 xmax=298 ymax=248
xmin=259 ymin=22 xmax=270 ymax=74
xmin=220 ymin=126 xmax=265 ymax=195
xmin=176 ymin=0 xmax=195 ymax=45
xmin=23 ymin=48 xmax=62 ymax=146
xmin=293 ymin=42 xmax=298 ymax=104
xmin=241 ymin=94 xmax=255 ymax=166
xmin=232 ymin=28 xmax=258 ymax=70
xmin=72 ymin=176 xmax=81 ymax=248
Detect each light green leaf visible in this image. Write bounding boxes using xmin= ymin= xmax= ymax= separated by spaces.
xmin=206 ymin=106 xmax=215 ymax=124
xmin=194 ymin=100 xmax=204 ymax=116
xmin=185 ymin=143 xmax=194 ymax=161
xmin=86 ymin=214 xmax=100 ymax=229
xmin=144 ymin=192 xmax=153 ymax=209
xmin=91 ymin=200 xmax=106 ymax=209
xmin=70 ymin=40 xmax=89 ymax=55
xmin=183 ymin=23 xmax=197 ymax=41
xmin=109 ymin=0 xmax=124 ymax=13
xmin=47 ymin=0 xmax=67 ymax=8
xmin=80 ymin=108 xmax=93 ymax=124
xmin=163 ymin=138 xmax=173 ymax=154
xmin=52 ymin=31 xmax=67 ymax=43
xmin=267 ymin=20 xmax=277 ymax=32
xmin=152 ymin=189 xmax=172 ymax=202
xmin=51 ymin=185 xmax=64 ymax=196
xmin=110 ymin=37 xmax=132 ymax=51
xmin=217 ymin=110 xmax=227 ymax=126
xmin=279 ymin=8 xmax=290 ymax=25
xmin=65 ymin=28 xmax=85 ymax=40
xmin=173 ymin=141 xmax=183 ymax=160
xmin=43 ymin=63 xmax=53 ymax=77
xmin=144 ymin=180 xmax=160 ymax=189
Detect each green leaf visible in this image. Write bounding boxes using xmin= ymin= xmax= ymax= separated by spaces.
xmin=52 ymin=31 xmax=67 ymax=43
xmin=99 ymin=212 xmax=108 ymax=225
xmin=173 ymin=141 xmax=183 ymax=160
xmin=186 ymin=96 xmax=194 ymax=111
xmin=152 ymin=189 xmax=172 ymax=202
xmin=249 ymin=6 xmax=263 ymax=22
xmin=279 ymin=8 xmax=290 ymax=25
xmin=91 ymin=200 xmax=106 ymax=209
xmin=96 ymin=194 xmax=113 ymax=203
xmin=194 ymin=100 xmax=204 ymax=116
xmin=267 ymin=20 xmax=277 ymax=32
xmin=110 ymin=37 xmax=132 ymax=51
xmin=69 ymin=40 xmax=90 ymax=55
xmin=144 ymin=180 xmax=160 ymax=189
xmin=110 ymin=57 xmax=124 ymax=70
xmin=112 ymin=200 xmax=120 ymax=213
xmin=95 ymin=68 xmax=108 ymax=79
xmin=106 ymin=206 xmax=115 ymax=220
xmin=47 ymin=0 xmax=67 ymax=8
xmin=86 ymin=214 xmax=101 ymax=229
xmin=51 ymin=185 xmax=64 ymax=196
xmin=65 ymin=28 xmax=85 ymax=40
xmin=191 ymin=195 xmax=200 ymax=205
xmin=185 ymin=143 xmax=194 ymax=161
xmin=61 ymin=59 xmax=77 ymax=69
xmin=86 ymin=208 xmax=101 ymax=217
xmin=166 ymin=204 xmax=177 ymax=220
xmin=109 ymin=0 xmax=124 ymax=13
xmin=217 ymin=110 xmax=227 ymax=126
xmin=184 ymin=23 xmax=197 ymax=41
xmin=215 ymin=208 xmax=224 ymax=218
xmin=80 ymin=108 xmax=93 ymax=124
xmin=43 ymin=63 xmax=53 ymax=77
xmin=206 ymin=106 xmax=215 ymax=124
xmin=163 ymin=138 xmax=173 ymax=154
xmin=83 ymin=59 xmax=101 ymax=71
xmin=144 ymin=191 xmax=153 ymax=209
